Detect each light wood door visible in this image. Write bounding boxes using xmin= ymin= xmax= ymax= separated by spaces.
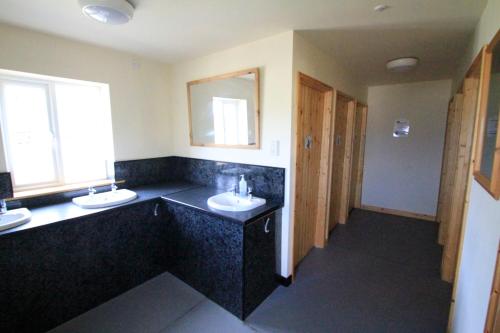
xmin=440 ymin=77 xmax=480 ymax=282
xmin=293 ymin=73 xmax=333 ymax=267
xmin=329 ymin=94 xmax=356 ymax=229
xmin=437 ymin=94 xmax=464 ymax=245
xmin=349 ymin=104 xmax=368 ymax=212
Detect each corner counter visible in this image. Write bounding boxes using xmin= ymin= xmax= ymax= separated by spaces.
xmin=0 ymin=180 xmax=281 ymax=332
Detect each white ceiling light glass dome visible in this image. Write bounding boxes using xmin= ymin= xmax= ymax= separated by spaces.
xmin=386 ymin=57 xmax=419 ymax=72
xmin=79 ymin=0 xmax=134 ymax=25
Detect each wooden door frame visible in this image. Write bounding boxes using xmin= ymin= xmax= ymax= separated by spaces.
xmin=437 ymin=94 xmax=465 ymax=245
xmin=291 ymin=72 xmax=334 ymax=270
xmin=337 ymin=97 xmax=357 ymax=224
xmin=446 ymin=47 xmax=487 ymax=331
xmin=349 ymin=103 xmax=368 ymax=210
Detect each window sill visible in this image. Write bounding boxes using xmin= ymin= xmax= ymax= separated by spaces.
xmin=11 ymin=179 xmax=125 ymax=200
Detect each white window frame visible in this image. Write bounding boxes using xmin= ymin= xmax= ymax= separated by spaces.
xmin=0 ymin=70 xmax=114 ymax=192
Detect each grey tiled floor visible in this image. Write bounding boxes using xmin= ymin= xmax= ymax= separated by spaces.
xmin=48 ymin=209 xmax=452 ymax=333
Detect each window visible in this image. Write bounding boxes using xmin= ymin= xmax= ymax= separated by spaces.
xmin=0 ymin=70 xmax=114 ymax=192
xmin=212 ymin=97 xmax=248 ymax=145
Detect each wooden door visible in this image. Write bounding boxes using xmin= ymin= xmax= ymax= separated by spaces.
xmin=440 ymin=77 xmax=480 ymax=282
xmin=293 ymin=73 xmax=333 ymax=267
xmin=437 ymin=94 xmax=464 ymax=245
xmin=329 ymin=94 xmax=356 ymax=229
xmin=349 ymin=104 xmax=368 ymax=212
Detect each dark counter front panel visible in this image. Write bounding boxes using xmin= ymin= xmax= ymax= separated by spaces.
xmin=0 ymin=200 xmax=168 ymax=333
xmin=163 ymin=200 xmax=278 ymax=319
xmin=163 ymin=201 xmax=245 ymax=318
xmin=244 ymin=213 xmax=278 ymax=317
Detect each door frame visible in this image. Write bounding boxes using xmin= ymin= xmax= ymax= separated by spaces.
xmin=337 ymin=98 xmax=357 ymax=224
xmin=291 ymin=72 xmax=334 ymax=269
xmin=349 ymin=103 xmax=368 ymax=211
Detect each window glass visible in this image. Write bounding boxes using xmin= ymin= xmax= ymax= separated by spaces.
xmin=0 ymin=71 xmax=114 ymax=191
xmin=54 ymin=83 xmax=113 ymax=183
xmin=2 ymin=81 xmax=58 ymax=187
xmin=212 ymin=97 xmax=248 ymax=145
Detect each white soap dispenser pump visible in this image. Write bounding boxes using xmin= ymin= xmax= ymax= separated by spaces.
xmin=239 ymin=175 xmax=248 ymax=197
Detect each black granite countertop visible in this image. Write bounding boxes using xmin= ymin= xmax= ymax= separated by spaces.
xmin=0 ymin=181 xmax=200 ymax=237
xmin=0 ymin=181 xmax=282 ymax=237
xmin=161 ymin=187 xmax=281 ymax=225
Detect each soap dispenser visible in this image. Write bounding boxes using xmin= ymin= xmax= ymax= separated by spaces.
xmin=239 ymin=175 xmax=248 ymax=197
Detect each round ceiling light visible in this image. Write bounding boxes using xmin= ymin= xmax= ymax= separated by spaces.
xmin=386 ymin=57 xmax=419 ymax=72
xmin=79 ymin=0 xmax=134 ymax=25
xmin=374 ymin=4 xmax=390 ymax=12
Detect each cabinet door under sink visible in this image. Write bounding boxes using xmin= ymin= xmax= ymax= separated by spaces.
xmin=244 ymin=212 xmax=277 ymax=317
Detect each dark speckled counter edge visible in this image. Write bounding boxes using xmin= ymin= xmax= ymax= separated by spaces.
xmin=0 ymin=182 xmax=282 ymax=237
xmin=162 ymin=196 xmax=281 ymax=226
xmin=0 ymin=182 xmax=201 ymax=238
xmin=161 ymin=186 xmax=282 ymax=225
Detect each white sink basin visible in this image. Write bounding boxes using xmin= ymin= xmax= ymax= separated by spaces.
xmin=207 ymin=192 xmax=266 ymax=212
xmin=0 ymin=208 xmax=31 ymax=231
xmin=72 ymin=189 xmax=137 ymax=209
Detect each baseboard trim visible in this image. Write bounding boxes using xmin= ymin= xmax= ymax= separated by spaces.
xmin=275 ymin=274 xmax=292 ymax=287
xmin=360 ymin=204 xmax=436 ymax=222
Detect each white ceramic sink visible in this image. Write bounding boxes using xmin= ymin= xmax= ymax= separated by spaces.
xmin=0 ymin=208 xmax=32 ymax=231
xmin=207 ymin=192 xmax=266 ymax=212
xmin=72 ymin=189 xmax=137 ymax=209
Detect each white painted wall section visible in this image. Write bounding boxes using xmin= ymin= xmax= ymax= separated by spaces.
xmin=0 ymin=23 xmax=172 ymax=169
xmin=363 ymin=80 xmax=451 ymax=216
xmin=451 ymin=0 xmax=500 ymax=331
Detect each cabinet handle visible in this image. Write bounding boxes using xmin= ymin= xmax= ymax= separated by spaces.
xmin=264 ymin=218 xmax=270 ymax=233
xmin=154 ymin=203 xmax=159 ymax=217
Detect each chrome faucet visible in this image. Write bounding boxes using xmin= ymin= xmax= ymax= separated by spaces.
xmin=111 ymin=183 xmax=118 ymax=193
xmin=228 ymin=187 xmax=237 ymax=196
xmin=248 ymin=187 xmax=253 ymax=200
xmin=88 ymin=186 xmax=96 ymax=197
xmin=0 ymin=199 xmax=7 ymax=214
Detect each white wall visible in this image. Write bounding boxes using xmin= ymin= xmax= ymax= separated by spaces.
xmin=0 ymin=23 xmax=367 ymax=278
xmin=451 ymin=0 xmax=500 ymax=331
xmin=170 ymin=31 xmax=295 ymax=276
xmin=170 ymin=31 xmax=367 ymax=277
xmin=292 ymin=33 xmax=367 ymax=102
xmin=453 ymin=181 xmax=500 ymax=332
xmin=363 ymin=80 xmax=451 ymax=216
xmin=290 ymin=32 xmax=367 ymax=263
xmin=452 ymin=0 xmax=500 ymax=93
xmin=0 ymin=23 xmax=171 ymax=169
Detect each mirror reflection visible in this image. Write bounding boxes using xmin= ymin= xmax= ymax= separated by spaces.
xmin=188 ymin=69 xmax=259 ymax=147
xmin=480 ymin=42 xmax=500 ymax=179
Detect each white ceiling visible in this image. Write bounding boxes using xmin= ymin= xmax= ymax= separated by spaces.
xmin=0 ymin=0 xmax=488 ymax=85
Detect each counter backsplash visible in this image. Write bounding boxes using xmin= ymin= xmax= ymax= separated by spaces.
xmin=115 ymin=156 xmax=285 ymax=205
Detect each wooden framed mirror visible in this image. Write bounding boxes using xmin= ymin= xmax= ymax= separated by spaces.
xmin=474 ymin=29 xmax=500 ymax=199
xmin=187 ymin=68 xmax=260 ymax=149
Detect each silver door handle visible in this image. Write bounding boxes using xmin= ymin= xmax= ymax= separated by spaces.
xmin=304 ymin=135 xmax=313 ymax=150
xmin=154 ymin=203 xmax=159 ymax=217
xmin=264 ymin=218 xmax=270 ymax=233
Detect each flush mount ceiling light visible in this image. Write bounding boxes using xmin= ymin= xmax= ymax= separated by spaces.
xmin=79 ymin=0 xmax=134 ymax=25
xmin=373 ymin=4 xmax=390 ymax=12
xmin=386 ymin=57 xmax=419 ymax=72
